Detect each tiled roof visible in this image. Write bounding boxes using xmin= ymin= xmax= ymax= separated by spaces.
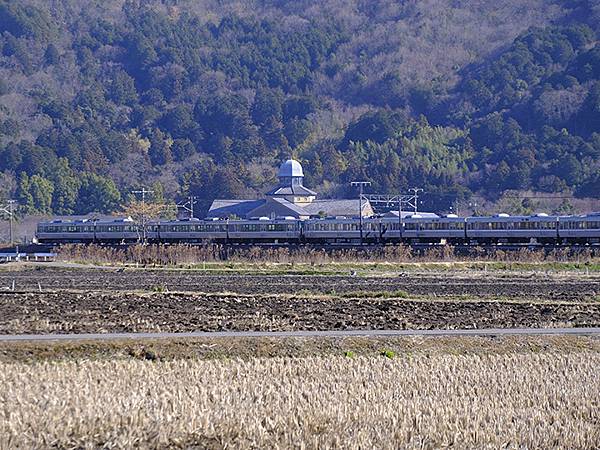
xmin=206 ymin=199 xmax=266 ymax=218
xmin=245 ymin=198 xmax=308 ymax=219
xmin=384 ymin=211 xmax=439 ymax=218
xmin=207 ymin=198 xmax=375 ymax=219
xmin=265 ymin=185 xmax=318 ymax=196
xmin=302 ymin=199 xmax=372 ymax=217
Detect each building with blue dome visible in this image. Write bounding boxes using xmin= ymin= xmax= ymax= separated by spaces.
xmin=265 ymin=160 xmax=317 ymax=206
xmin=206 ymin=159 xmax=374 ymax=219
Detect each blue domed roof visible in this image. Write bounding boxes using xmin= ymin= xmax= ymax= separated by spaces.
xmin=278 ymin=159 xmax=304 ymax=178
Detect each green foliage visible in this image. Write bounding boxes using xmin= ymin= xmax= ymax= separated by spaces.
xmin=50 ymin=159 xmax=80 ymax=215
xmin=0 ymin=1 xmax=56 ymax=39
xmin=151 ymin=284 xmax=166 ymax=293
xmin=76 ymin=173 xmax=122 ymax=214
xmin=380 ymin=349 xmax=396 ymax=359
xmin=461 ymin=25 xmax=594 ymax=116
xmin=16 ymin=172 xmax=53 ymax=214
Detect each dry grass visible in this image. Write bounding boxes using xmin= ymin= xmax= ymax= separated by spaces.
xmin=1 ymin=351 xmax=599 ymax=449
xmin=56 ymin=243 xmax=600 ymax=268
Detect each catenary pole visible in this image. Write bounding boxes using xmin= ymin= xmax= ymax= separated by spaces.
xmin=0 ymin=200 xmax=16 ymax=245
xmin=351 ymin=181 xmax=371 ymax=245
xmin=8 ymin=200 xmax=15 ymax=245
xmin=409 ymin=187 xmax=423 ymax=213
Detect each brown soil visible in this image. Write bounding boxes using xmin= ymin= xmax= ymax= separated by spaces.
xmin=1 ymin=267 xmax=600 ymax=300
xmin=1 ymin=267 xmax=599 ymax=334
xmin=1 ymin=290 xmax=599 ymax=334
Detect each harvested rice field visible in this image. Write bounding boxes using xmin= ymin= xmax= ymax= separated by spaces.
xmin=1 ymin=346 xmax=599 ymax=449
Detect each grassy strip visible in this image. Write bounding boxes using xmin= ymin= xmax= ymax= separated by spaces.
xmin=86 ymin=260 xmax=600 ymax=274
xmin=6 ymin=260 xmax=600 ymax=275
xmin=1 ymin=335 xmax=598 ymax=363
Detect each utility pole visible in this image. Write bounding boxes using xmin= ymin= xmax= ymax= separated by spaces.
xmin=131 ymin=188 xmax=154 ymax=204
xmin=0 ymin=200 xmax=17 ymax=245
xmin=351 ymin=181 xmax=371 ymax=245
xmin=408 ymin=188 xmax=423 ymax=213
xmin=131 ymin=188 xmax=154 ymax=244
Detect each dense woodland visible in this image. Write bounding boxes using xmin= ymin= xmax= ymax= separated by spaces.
xmin=0 ymin=0 xmax=599 ymax=217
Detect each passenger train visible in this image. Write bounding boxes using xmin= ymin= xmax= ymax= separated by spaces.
xmin=35 ymin=212 xmax=600 ymax=246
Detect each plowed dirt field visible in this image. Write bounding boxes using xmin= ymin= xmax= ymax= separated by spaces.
xmin=1 ymin=267 xmax=599 ymax=334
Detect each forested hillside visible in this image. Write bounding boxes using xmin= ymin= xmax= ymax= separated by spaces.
xmin=0 ymin=0 xmax=599 ymax=216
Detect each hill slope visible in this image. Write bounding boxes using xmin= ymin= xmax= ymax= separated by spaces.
xmin=0 ymin=0 xmax=599 ymax=216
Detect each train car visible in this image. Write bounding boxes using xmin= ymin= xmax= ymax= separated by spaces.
xmin=558 ymin=213 xmax=600 ymax=244
xmin=158 ymin=219 xmax=228 ymax=243
xmin=303 ymin=217 xmax=380 ymax=244
xmin=36 ymin=219 xmax=96 ymax=243
xmin=400 ymin=214 xmax=466 ymax=244
xmin=145 ymin=221 xmax=161 ymax=242
xmin=379 ymin=212 xmax=440 ymax=242
xmin=227 ymin=218 xmax=302 ymax=243
xmin=466 ymin=214 xmax=558 ymax=244
xmin=93 ymin=218 xmax=140 ymax=243
xmin=34 ymin=212 xmax=600 ymax=248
